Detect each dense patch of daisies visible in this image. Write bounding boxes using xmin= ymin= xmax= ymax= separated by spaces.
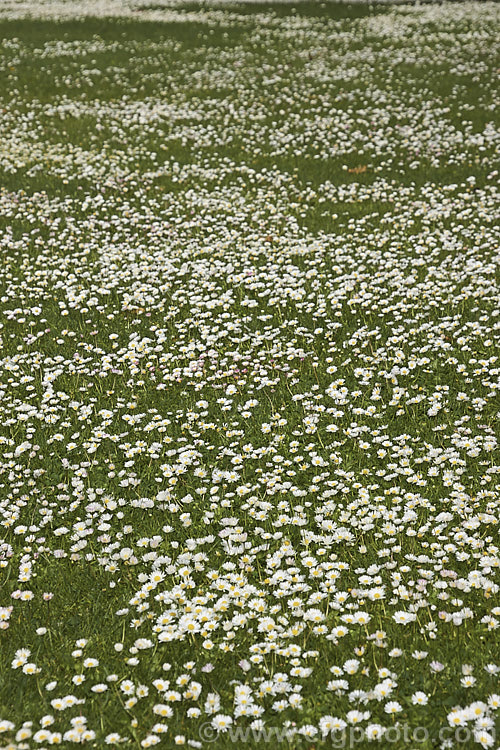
xmin=0 ymin=1 xmax=499 ymax=748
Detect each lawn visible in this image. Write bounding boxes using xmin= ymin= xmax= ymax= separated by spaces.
xmin=0 ymin=0 xmax=499 ymax=748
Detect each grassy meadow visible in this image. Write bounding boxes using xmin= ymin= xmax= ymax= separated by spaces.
xmin=0 ymin=1 xmax=499 ymax=747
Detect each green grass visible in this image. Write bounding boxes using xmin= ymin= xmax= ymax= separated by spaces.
xmin=0 ymin=1 xmax=499 ymax=748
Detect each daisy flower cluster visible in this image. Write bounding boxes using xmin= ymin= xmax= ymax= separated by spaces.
xmin=0 ymin=0 xmax=499 ymax=748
